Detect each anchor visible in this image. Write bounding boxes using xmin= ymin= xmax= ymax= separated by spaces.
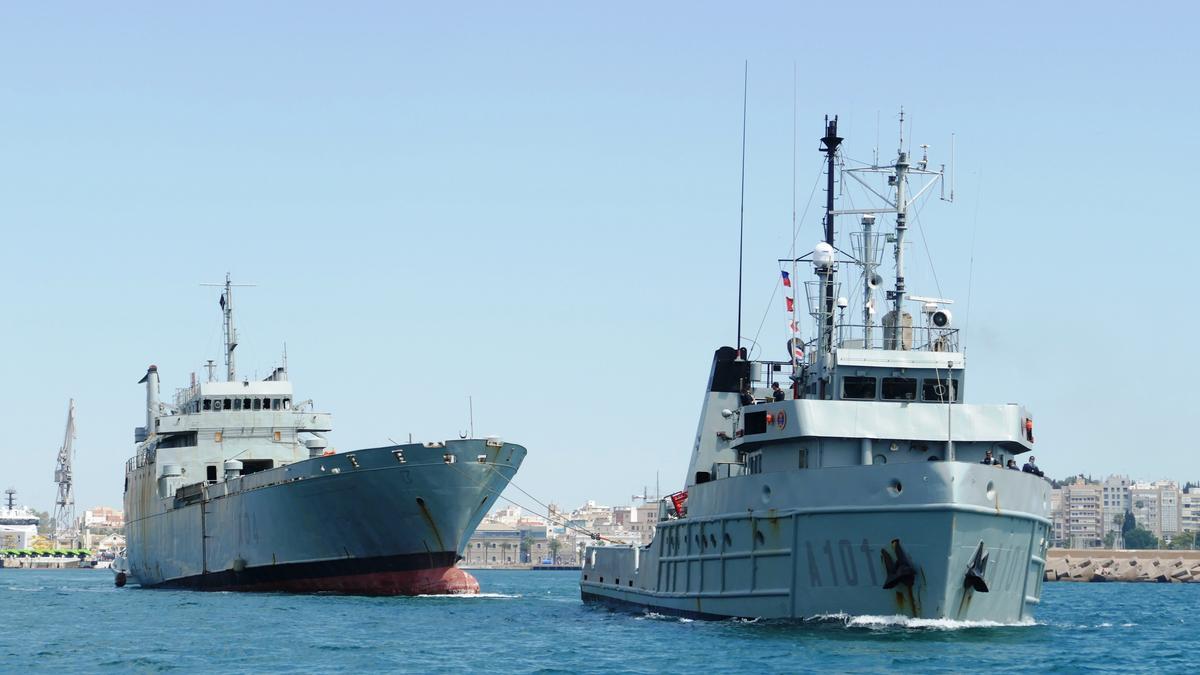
xmin=880 ymin=539 xmax=917 ymax=590
xmin=963 ymin=541 xmax=990 ymax=593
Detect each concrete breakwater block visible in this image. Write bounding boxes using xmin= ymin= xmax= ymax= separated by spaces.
xmin=1045 ymin=551 xmax=1200 ymax=583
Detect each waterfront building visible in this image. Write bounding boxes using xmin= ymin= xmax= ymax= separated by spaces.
xmin=82 ymin=506 xmax=124 ymax=530
xmin=463 ymin=523 xmax=522 ymax=566
xmin=1155 ymin=481 xmax=1181 ymax=537
xmin=1063 ymin=479 xmax=1103 ymax=548
xmin=630 ymin=502 xmax=660 ymax=545
xmin=1129 ymin=482 xmax=1160 ymax=536
xmin=1129 ymin=481 xmax=1182 ymax=538
xmin=1182 ymin=490 xmax=1200 ymax=534
xmin=1101 ymin=475 xmax=1131 ymax=539
xmin=1050 ymin=489 xmax=1066 ymax=547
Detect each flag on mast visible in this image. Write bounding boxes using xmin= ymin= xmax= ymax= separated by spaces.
xmin=780 ymin=270 xmax=792 ymax=287
xmin=785 ymin=297 xmax=794 ymax=312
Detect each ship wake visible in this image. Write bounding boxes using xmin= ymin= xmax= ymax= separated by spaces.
xmin=811 ymin=613 xmax=1038 ymax=630
xmin=414 ymin=592 xmax=520 ymax=599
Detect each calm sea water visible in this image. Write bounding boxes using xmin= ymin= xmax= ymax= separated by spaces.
xmin=2 ymin=569 xmax=1196 ymax=673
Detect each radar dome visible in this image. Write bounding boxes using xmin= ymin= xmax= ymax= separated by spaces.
xmin=812 ymin=242 xmax=835 ymax=268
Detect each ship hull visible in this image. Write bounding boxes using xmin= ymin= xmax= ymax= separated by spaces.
xmin=157 ymin=552 xmax=479 ymax=595
xmin=582 ymin=462 xmax=1049 ymax=622
xmin=124 ymin=440 xmax=525 ymax=595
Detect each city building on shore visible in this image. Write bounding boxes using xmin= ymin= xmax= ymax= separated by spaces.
xmin=1051 ymin=474 xmax=1197 ymax=548
xmin=465 ymin=496 xmax=664 ymax=567
xmin=79 ymin=506 xmax=124 ymax=551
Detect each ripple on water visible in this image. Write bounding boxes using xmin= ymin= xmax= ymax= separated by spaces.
xmin=2 ymin=569 xmax=1196 ymax=673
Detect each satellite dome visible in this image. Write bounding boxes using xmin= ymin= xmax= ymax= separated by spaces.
xmin=812 ymin=242 xmax=835 ymax=268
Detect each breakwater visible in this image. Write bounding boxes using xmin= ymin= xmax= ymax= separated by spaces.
xmin=1045 ymin=549 xmax=1200 ymax=583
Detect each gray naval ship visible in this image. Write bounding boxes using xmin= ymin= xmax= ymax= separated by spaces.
xmin=120 ymin=276 xmax=525 ymax=594
xmin=582 ymin=116 xmax=1050 ymax=622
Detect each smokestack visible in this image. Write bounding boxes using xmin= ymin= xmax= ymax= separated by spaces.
xmin=138 ymin=365 xmax=160 ymax=433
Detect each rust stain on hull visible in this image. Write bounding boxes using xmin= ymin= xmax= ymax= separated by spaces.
xmin=415 ymin=497 xmax=446 ymax=551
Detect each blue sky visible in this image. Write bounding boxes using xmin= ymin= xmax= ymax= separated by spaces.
xmin=2 ymin=2 xmax=1198 ymax=514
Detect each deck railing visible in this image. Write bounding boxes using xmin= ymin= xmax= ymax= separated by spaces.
xmin=124 ymin=446 xmax=157 ymax=473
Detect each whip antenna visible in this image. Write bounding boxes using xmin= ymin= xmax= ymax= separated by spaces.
xmin=736 ymin=61 xmax=748 ymax=353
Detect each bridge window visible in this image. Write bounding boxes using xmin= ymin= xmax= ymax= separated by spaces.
xmin=882 ymin=377 xmax=917 ymax=401
xmin=842 ymin=376 xmax=877 ymax=400
xmin=233 ymin=398 xmax=242 ymax=411
xmin=922 ymin=379 xmax=958 ymax=402
xmin=243 ymin=398 xmax=252 ymax=410
xmin=223 ymin=398 xmax=232 ymax=410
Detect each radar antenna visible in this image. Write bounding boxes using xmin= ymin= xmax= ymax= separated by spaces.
xmin=52 ymin=399 xmax=76 ymax=548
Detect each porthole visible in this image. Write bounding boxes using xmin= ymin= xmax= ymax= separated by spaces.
xmin=887 ymin=479 xmax=903 ymax=496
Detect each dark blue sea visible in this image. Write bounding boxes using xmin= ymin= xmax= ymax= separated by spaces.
xmin=2 ymin=569 xmax=1196 ymax=673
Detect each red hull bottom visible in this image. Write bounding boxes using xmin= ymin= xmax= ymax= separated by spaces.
xmin=199 ymin=566 xmax=480 ymax=596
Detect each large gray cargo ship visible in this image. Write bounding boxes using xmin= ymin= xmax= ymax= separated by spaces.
xmin=581 ymin=116 xmax=1050 ymax=622
xmin=121 ymin=276 xmax=525 ymax=594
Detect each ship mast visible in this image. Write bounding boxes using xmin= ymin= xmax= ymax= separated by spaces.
xmin=221 ymin=274 xmax=238 ymax=381
xmin=836 ymin=109 xmax=951 ymax=351
xmin=814 ymin=117 xmax=842 ymax=397
xmin=203 ymin=274 xmax=254 ymax=382
xmin=892 ymin=110 xmax=909 ymax=321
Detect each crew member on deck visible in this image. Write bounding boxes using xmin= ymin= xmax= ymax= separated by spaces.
xmin=771 ymin=382 xmax=785 ymax=401
xmin=740 ymin=385 xmax=755 ymax=406
xmin=1022 ymin=456 xmax=1044 ymax=477
xmin=981 ymin=449 xmax=995 ymax=465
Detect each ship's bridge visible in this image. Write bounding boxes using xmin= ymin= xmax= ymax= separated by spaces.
xmin=174 ymin=380 xmax=297 ymax=415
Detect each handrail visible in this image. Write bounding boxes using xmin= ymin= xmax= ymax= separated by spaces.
xmin=124 ymin=446 xmax=157 ymax=474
